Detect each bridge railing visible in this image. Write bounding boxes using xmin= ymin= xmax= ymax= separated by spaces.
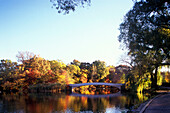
xmin=68 ymin=82 xmax=124 ymax=90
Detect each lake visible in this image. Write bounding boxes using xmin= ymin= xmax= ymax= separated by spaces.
xmin=0 ymin=91 xmax=150 ymax=113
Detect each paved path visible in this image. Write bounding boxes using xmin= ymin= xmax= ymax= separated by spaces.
xmin=143 ymin=93 xmax=170 ymax=113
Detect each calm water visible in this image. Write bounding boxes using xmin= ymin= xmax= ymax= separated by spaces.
xmin=0 ymin=91 xmax=150 ymax=113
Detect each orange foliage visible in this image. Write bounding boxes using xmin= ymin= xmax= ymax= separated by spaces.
xmin=58 ymin=70 xmax=75 ymax=85
xmin=80 ymin=75 xmax=88 ymax=83
xmin=26 ymin=68 xmax=41 ymax=79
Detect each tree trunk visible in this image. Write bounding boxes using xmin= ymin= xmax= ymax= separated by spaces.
xmin=151 ymin=72 xmax=154 ymax=88
xmin=154 ymin=66 xmax=158 ymax=89
xmin=151 ymin=63 xmax=169 ymax=89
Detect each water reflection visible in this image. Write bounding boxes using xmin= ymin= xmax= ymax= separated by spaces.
xmin=0 ymin=92 xmax=151 ymax=113
xmin=73 ymin=85 xmax=120 ymax=95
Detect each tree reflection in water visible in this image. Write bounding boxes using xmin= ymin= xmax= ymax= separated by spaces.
xmin=0 ymin=91 xmax=151 ymax=113
xmin=73 ymin=85 xmax=120 ymax=95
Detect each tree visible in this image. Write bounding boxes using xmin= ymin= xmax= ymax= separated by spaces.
xmin=118 ymin=0 xmax=170 ymax=89
xmin=0 ymin=59 xmax=24 ymax=91
xmin=16 ymin=51 xmax=35 ymax=64
xmin=67 ymin=64 xmax=81 ymax=83
xmin=57 ymin=69 xmax=75 ymax=85
xmin=80 ymin=73 xmax=88 ymax=83
xmin=71 ymin=59 xmax=81 ymax=67
xmin=164 ymin=71 xmax=170 ymax=83
xmin=79 ymin=62 xmax=91 ymax=70
xmin=49 ymin=60 xmax=66 ymax=75
xmin=23 ymin=56 xmax=52 ymax=85
xmin=119 ymin=0 xmax=169 ymax=59
xmin=50 ymin=0 xmax=91 ymax=14
xmin=91 ymin=60 xmax=109 ymax=82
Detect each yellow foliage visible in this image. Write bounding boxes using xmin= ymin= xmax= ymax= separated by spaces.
xmin=137 ymin=84 xmax=143 ymax=93
xmin=82 ymin=73 xmax=87 ymax=78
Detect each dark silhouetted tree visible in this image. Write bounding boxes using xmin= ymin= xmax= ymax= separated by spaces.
xmin=119 ymin=0 xmax=170 ymax=89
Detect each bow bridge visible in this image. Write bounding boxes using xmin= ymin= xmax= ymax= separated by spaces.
xmin=68 ymin=82 xmax=124 ymax=92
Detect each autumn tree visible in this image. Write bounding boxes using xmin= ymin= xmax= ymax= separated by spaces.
xmin=57 ymin=69 xmax=75 ymax=85
xmin=105 ymin=65 xmax=130 ymax=84
xmin=67 ymin=64 xmax=81 ymax=83
xmin=79 ymin=62 xmax=92 ymax=81
xmin=49 ymin=60 xmax=66 ymax=75
xmin=69 ymin=62 xmax=81 ymax=76
xmin=79 ymin=68 xmax=88 ymax=83
xmin=91 ymin=60 xmax=109 ymax=82
xmin=23 ymin=56 xmax=52 ymax=86
xmin=0 ymin=59 xmax=24 ymax=91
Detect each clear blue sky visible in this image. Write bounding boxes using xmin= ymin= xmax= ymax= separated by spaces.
xmin=0 ymin=0 xmax=133 ymax=66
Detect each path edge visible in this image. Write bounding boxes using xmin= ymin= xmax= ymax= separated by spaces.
xmin=139 ymin=94 xmax=162 ymax=113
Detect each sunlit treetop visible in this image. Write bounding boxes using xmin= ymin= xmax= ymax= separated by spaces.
xmin=50 ymin=0 xmax=91 ymax=14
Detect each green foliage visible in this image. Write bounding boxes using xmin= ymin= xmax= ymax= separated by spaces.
xmin=0 ymin=59 xmax=17 ymax=80
xmin=125 ymin=71 xmax=152 ymax=93
xmin=119 ymin=0 xmax=170 ymax=66
xmin=118 ymin=0 xmax=170 ymax=90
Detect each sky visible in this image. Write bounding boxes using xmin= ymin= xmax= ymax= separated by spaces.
xmin=0 ymin=0 xmax=134 ymax=66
